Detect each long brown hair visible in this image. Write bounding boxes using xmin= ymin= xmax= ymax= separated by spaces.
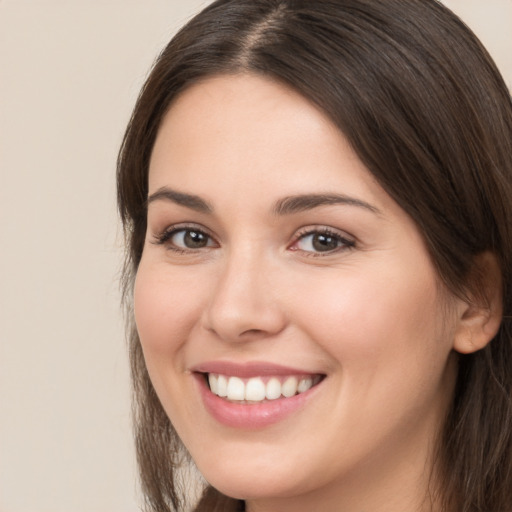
xmin=117 ymin=1 xmax=512 ymax=510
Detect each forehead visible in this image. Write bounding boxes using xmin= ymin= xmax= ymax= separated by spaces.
xmin=148 ymin=73 xmax=390 ymax=213
xmin=150 ymin=73 xmax=341 ymax=168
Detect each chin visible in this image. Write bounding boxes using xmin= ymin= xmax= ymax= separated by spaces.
xmin=206 ymin=474 xmax=295 ymax=502
xmin=195 ymin=453 xmax=319 ymax=502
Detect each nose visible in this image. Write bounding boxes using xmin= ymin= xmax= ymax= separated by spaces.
xmin=202 ymin=249 xmax=287 ymax=343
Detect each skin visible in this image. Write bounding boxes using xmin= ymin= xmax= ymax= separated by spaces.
xmin=134 ymin=74 xmax=474 ymax=512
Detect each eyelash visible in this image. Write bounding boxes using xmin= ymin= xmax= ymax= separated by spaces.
xmin=152 ymin=224 xmax=216 ymax=254
xmin=152 ymin=224 xmax=355 ymax=256
xmin=289 ymin=227 xmax=355 ymax=257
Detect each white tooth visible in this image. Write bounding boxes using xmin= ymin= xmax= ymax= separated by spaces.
xmin=266 ymin=377 xmax=282 ymax=400
xmin=217 ymin=375 xmax=228 ymax=397
xmin=227 ymin=376 xmax=245 ymax=401
xmin=282 ymin=376 xmax=298 ymax=398
xmin=208 ymin=374 xmax=218 ymax=394
xmin=245 ymin=377 xmax=266 ymax=401
xmin=297 ymin=377 xmax=313 ymax=393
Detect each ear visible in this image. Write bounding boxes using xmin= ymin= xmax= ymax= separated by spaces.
xmin=453 ymin=252 xmax=503 ymax=354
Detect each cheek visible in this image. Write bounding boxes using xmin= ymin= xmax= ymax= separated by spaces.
xmin=132 ymin=262 xmax=207 ymax=422
xmin=133 ymin=262 xmax=204 ymax=357
xmin=291 ymin=262 xmax=448 ymax=372
xmin=289 ymin=265 xmax=456 ymax=445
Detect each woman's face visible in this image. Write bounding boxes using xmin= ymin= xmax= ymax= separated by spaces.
xmin=135 ymin=74 xmax=463 ymax=510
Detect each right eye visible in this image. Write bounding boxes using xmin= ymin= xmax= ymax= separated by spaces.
xmin=171 ymin=229 xmax=213 ymax=249
xmin=154 ymin=226 xmax=217 ymax=252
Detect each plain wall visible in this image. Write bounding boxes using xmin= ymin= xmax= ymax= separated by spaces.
xmin=0 ymin=1 xmax=510 ymax=511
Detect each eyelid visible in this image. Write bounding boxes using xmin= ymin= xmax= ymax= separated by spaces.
xmin=288 ymin=225 xmax=355 ymax=256
xmin=151 ymin=222 xmax=218 ymax=249
xmin=150 ymin=222 xmax=354 ymax=256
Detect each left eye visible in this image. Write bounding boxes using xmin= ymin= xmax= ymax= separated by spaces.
xmin=293 ymin=231 xmax=352 ymax=254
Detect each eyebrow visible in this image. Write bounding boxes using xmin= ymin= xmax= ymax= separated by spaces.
xmin=147 ymin=187 xmax=213 ymax=213
xmin=147 ymin=187 xmax=380 ymax=216
xmin=272 ymin=193 xmax=380 ymax=216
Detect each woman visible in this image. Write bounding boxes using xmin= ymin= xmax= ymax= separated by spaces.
xmin=117 ymin=1 xmax=512 ymax=511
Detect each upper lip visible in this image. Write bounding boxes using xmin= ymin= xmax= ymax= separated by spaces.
xmin=191 ymin=361 xmax=323 ymax=378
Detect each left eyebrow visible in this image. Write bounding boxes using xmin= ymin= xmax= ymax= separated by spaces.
xmin=272 ymin=193 xmax=381 ymax=216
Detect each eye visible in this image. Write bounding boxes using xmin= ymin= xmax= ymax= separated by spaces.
xmin=154 ymin=226 xmax=217 ymax=251
xmin=172 ymin=229 xmax=213 ymax=249
xmin=290 ymin=228 xmax=354 ymax=255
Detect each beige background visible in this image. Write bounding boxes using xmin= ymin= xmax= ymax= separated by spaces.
xmin=0 ymin=1 xmax=510 ymax=511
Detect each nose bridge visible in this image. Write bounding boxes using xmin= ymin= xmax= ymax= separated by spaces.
xmin=203 ymin=243 xmax=285 ymax=341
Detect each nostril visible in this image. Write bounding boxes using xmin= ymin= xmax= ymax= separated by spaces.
xmin=240 ymin=328 xmax=264 ymax=336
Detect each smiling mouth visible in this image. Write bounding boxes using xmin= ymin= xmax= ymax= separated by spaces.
xmin=204 ymin=373 xmax=324 ymax=403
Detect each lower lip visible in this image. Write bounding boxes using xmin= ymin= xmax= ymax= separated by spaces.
xmin=195 ymin=374 xmax=322 ymax=429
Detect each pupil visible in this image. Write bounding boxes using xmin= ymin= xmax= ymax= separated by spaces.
xmin=184 ymin=230 xmax=208 ymax=248
xmin=312 ymin=233 xmax=338 ymax=252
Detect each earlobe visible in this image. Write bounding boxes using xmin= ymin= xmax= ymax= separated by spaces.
xmin=453 ymin=252 xmax=503 ymax=355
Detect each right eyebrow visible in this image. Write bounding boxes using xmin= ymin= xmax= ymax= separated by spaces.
xmin=147 ymin=187 xmax=213 ymax=214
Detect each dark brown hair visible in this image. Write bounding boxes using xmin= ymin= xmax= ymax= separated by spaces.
xmin=117 ymin=1 xmax=512 ymax=510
